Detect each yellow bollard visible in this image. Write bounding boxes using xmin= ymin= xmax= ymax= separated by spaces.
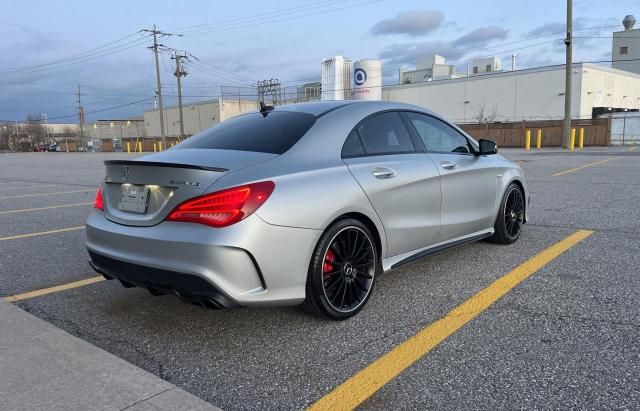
xmin=126 ymin=142 xmax=131 ymax=154
xmin=159 ymin=141 xmax=163 ymax=151
xmin=525 ymin=129 xmax=531 ymax=150
xmin=138 ymin=141 xmax=142 ymax=153
xmin=570 ymin=128 xmax=576 ymax=151
xmin=579 ymin=128 xmax=584 ymax=149
xmin=536 ymin=129 xmax=542 ymax=149
xmin=153 ymin=143 xmax=157 ymax=152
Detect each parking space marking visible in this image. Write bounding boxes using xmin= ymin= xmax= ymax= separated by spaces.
xmin=0 ymin=189 xmax=94 ymax=200
xmin=308 ymin=229 xmax=594 ymax=411
xmin=0 ymin=184 xmax=56 ymax=191
xmin=0 ymin=202 xmax=92 ymax=215
xmin=552 ymin=157 xmax=619 ymax=176
xmin=629 ymin=146 xmax=638 ymax=152
xmin=0 ymin=226 xmax=84 ymax=241
xmin=4 ymin=276 xmax=105 ymax=303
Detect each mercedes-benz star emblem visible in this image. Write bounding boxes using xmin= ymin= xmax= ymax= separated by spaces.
xmin=120 ymin=165 xmax=130 ymax=181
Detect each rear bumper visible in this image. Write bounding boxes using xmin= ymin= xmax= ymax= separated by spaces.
xmin=89 ymin=251 xmax=238 ymax=309
xmin=85 ymin=210 xmax=321 ymax=307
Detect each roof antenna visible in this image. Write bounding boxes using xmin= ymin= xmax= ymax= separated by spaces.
xmin=259 ymin=101 xmax=274 ymax=115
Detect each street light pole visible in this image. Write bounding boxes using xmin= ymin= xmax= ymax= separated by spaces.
xmin=562 ymin=0 xmax=573 ymax=149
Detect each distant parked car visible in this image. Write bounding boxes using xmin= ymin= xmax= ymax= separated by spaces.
xmin=35 ymin=144 xmax=47 ymax=152
xmin=47 ymin=144 xmax=60 ymax=152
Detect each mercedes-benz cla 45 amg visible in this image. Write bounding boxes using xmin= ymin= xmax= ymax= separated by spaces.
xmin=86 ymin=101 xmax=528 ymax=320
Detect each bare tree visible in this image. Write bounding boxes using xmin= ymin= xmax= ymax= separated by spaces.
xmin=0 ymin=125 xmax=10 ymax=151
xmin=473 ymin=103 xmax=499 ymax=124
xmin=23 ymin=114 xmax=48 ymax=149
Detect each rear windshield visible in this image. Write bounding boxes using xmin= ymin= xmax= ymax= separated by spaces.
xmin=178 ymin=111 xmax=316 ymax=154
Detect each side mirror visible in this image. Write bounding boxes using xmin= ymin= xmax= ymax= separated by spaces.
xmin=478 ymin=139 xmax=498 ymax=155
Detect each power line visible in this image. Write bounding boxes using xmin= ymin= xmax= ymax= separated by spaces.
xmin=0 ymin=31 xmax=144 ymax=71
xmin=179 ymin=0 xmax=382 ymax=36
xmin=1 ymin=97 xmax=155 ymax=123
xmin=0 ymin=37 xmax=150 ymax=77
xmin=170 ymin=0 xmax=359 ymax=33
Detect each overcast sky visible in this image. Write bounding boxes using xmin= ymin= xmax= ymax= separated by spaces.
xmin=0 ymin=0 xmax=636 ymax=122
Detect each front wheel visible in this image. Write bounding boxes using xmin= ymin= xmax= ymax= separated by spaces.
xmin=303 ymin=219 xmax=379 ymax=320
xmin=488 ymin=183 xmax=525 ymax=244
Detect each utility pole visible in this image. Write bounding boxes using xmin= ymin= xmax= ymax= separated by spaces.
xmin=143 ymin=26 xmax=178 ymax=148
xmin=77 ymin=85 xmax=85 ymax=144
xmin=172 ymin=51 xmax=188 ymax=140
xmin=562 ymin=0 xmax=573 ymax=149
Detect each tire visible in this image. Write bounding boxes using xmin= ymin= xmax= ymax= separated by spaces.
xmin=488 ymin=183 xmax=525 ymax=245
xmin=303 ymin=218 xmax=379 ymax=320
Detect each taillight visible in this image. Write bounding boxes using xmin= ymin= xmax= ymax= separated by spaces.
xmin=93 ymin=187 xmax=104 ymax=211
xmin=166 ymin=181 xmax=275 ymax=228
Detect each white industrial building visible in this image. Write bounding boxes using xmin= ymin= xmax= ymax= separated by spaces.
xmin=613 ymin=15 xmax=639 ymax=75
xmin=400 ymin=54 xmax=464 ymax=84
xmin=321 ymin=56 xmax=352 ymax=100
xmin=383 ymin=63 xmax=640 ymax=123
xmin=471 ymin=56 xmax=502 ymax=75
xmin=144 ymin=99 xmax=256 ymax=137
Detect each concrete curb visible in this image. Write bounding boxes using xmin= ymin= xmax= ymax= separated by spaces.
xmin=0 ymin=301 xmax=219 ymax=411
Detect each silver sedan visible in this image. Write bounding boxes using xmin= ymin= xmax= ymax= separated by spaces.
xmin=86 ymin=100 xmax=528 ymax=320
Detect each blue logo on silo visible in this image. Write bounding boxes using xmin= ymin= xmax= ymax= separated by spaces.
xmin=354 ymin=68 xmax=367 ymax=86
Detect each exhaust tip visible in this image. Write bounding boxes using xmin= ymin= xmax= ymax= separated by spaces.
xmin=147 ymin=287 xmax=166 ymax=296
xmin=119 ymin=279 xmax=135 ymax=288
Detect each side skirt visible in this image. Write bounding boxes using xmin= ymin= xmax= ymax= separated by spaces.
xmin=384 ymin=229 xmax=494 ymax=271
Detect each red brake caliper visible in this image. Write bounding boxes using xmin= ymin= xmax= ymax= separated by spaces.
xmin=323 ymin=249 xmax=336 ymax=274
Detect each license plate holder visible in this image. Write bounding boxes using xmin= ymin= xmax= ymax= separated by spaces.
xmin=118 ymin=184 xmax=149 ymax=213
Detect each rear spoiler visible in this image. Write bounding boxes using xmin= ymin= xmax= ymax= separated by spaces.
xmin=104 ymin=160 xmax=228 ymax=173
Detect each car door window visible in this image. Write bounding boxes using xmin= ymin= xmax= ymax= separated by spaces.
xmin=356 ymin=112 xmax=415 ymax=156
xmin=406 ymin=112 xmax=472 ymax=154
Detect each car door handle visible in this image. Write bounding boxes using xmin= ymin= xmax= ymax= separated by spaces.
xmin=440 ymin=160 xmax=457 ymax=170
xmin=372 ymin=167 xmax=397 ymax=179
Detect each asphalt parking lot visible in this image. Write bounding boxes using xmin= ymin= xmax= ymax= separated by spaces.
xmin=1 ymin=147 xmax=639 ymax=409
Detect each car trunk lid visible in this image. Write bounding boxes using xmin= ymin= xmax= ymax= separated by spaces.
xmin=102 ymin=148 xmax=276 ymax=227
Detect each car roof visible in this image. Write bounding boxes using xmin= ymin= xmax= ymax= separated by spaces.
xmin=275 ymin=101 xmax=355 ymax=116
xmin=275 ymin=100 xmax=435 ymax=118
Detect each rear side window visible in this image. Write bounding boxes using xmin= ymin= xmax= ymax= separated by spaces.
xmin=356 ymin=112 xmax=415 ymax=156
xmin=178 ymin=111 xmax=316 ymax=154
xmin=342 ymin=130 xmax=365 ymax=157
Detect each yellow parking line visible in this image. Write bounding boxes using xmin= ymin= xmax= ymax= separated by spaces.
xmin=308 ymin=229 xmax=594 ymax=411
xmin=629 ymin=146 xmax=638 ymax=152
xmin=552 ymin=157 xmax=618 ymax=176
xmin=0 ymin=226 xmax=84 ymax=241
xmin=0 ymin=184 xmax=55 ymax=191
xmin=0 ymin=189 xmax=94 ymax=200
xmin=0 ymin=202 xmax=92 ymax=215
xmin=4 ymin=276 xmax=105 ymax=303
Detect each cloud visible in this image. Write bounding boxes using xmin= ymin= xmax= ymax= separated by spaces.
xmin=379 ymin=26 xmax=509 ymax=67
xmin=453 ymin=26 xmax=508 ymax=49
xmin=371 ymin=10 xmax=444 ymax=37
xmin=523 ymin=22 xmax=565 ymax=38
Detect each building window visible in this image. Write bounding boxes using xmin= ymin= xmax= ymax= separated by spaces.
xmin=486 ymin=64 xmax=492 ymax=72
xmin=473 ymin=66 xmax=478 ymax=74
xmin=620 ymin=46 xmax=628 ymax=55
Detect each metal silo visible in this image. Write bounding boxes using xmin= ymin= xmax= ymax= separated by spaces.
xmin=353 ymin=59 xmax=382 ymax=100
xmin=321 ymin=56 xmax=352 ymax=101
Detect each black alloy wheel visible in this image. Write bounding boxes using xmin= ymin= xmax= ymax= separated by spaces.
xmin=489 ymin=183 xmax=525 ymax=245
xmin=504 ymin=186 xmax=525 ymax=240
xmin=321 ymin=226 xmax=375 ymax=313
xmin=303 ymin=219 xmax=378 ymax=320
